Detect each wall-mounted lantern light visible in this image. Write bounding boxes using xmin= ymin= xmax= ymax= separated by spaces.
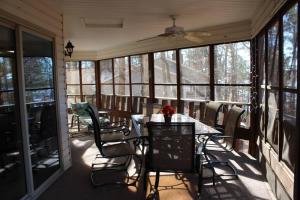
xmin=64 ymin=41 xmax=74 ymax=57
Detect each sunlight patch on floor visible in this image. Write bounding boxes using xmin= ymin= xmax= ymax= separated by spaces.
xmin=81 ymin=143 xmax=98 ymax=166
xmin=244 ymin=163 xmax=262 ymax=176
xmin=228 ymin=159 xmax=244 ymax=171
xmin=72 ymin=139 xmax=92 ymax=148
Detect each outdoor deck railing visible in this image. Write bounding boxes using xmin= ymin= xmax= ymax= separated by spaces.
xmin=99 ymin=94 xmax=252 ymax=143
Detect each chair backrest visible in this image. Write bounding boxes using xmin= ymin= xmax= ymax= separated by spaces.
xmin=85 ymin=104 xmax=103 ymax=150
xmin=142 ymin=103 xmax=147 ymax=115
xmin=142 ymin=103 xmax=162 ymax=116
xmin=146 ymin=122 xmax=195 ymax=172
xmin=223 ymin=105 xmax=245 ymax=149
xmin=71 ymin=102 xmax=89 ymax=117
xmin=203 ymin=101 xmax=223 ymax=127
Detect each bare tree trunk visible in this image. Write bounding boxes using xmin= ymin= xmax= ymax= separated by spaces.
xmin=224 ymin=45 xmax=229 ymax=101
xmin=119 ymin=59 xmax=126 ymax=95
xmin=161 ymin=53 xmax=173 ymax=97
xmin=269 ymin=29 xmax=279 ymax=85
xmin=290 ymin=25 xmax=297 ymax=88
xmin=230 ymin=44 xmax=237 ymax=101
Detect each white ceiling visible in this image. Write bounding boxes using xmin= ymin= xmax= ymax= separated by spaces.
xmin=61 ymin=0 xmax=264 ymax=52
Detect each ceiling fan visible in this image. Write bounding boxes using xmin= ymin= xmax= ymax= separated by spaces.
xmin=137 ymin=15 xmax=211 ymax=43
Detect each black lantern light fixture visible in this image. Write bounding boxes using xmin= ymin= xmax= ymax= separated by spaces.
xmin=64 ymin=40 xmax=74 ymax=57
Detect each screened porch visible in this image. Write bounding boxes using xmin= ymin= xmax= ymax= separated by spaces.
xmin=0 ymin=0 xmax=299 ymax=200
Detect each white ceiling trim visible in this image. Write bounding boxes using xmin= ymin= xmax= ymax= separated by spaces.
xmin=69 ymin=20 xmax=252 ymax=60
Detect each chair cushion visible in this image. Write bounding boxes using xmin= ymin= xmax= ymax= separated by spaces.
xmin=102 ymin=143 xmax=135 ymax=157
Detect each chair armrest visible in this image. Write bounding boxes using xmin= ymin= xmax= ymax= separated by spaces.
xmin=105 ymin=122 xmax=130 ymax=135
xmin=214 ymin=126 xmax=224 ymax=133
xmin=110 ymin=122 xmax=129 ymax=128
xmin=100 ymin=126 xmax=130 ymax=136
xmin=196 ymin=142 xmax=204 ymax=155
xmin=102 ymin=134 xmax=140 ymax=144
xmin=110 ymin=120 xmax=129 ymax=126
xmin=211 ymin=135 xmax=232 ymax=140
xmin=120 ymin=136 xmax=141 ymax=143
xmin=100 ymin=126 xmax=128 ymax=133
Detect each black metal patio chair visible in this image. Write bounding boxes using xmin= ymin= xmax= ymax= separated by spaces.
xmin=202 ymin=101 xmax=223 ymax=127
xmin=144 ymin=122 xmax=202 ymax=197
xmin=203 ymin=105 xmax=245 ymax=185
xmin=198 ymin=101 xmax=223 ymax=143
xmin=86 ymin=104 xmax=142 ymax=187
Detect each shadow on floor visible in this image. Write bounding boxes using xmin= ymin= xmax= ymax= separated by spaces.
xmin=39 ymin=135 xmax=274 ymax=200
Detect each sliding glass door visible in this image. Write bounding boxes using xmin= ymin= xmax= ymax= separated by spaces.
xmin=0 ymin=21 xmax=61 ymax=199
xmin=0 ymin=24 xmax=27 ymax=200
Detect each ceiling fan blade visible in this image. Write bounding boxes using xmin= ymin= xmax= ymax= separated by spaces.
xmin=184 ymin=34 xmax=203 ymax=43
xmin=185 ymin=31 xmax=212 ymax=37
xmin=136 ymin=35 xmax=160 ymax=42
xmin=137 ymin=32 xmax=175 ymax=42
xmin=157 ymin=32 xmax=174 ymax=37
xmin=136 ymin=15 xmax=211 ymax=43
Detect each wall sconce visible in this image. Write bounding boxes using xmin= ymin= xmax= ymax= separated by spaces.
xmin=64 ymin=41 xmax=74 ymax=57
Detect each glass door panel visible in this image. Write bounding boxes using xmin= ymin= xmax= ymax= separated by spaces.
xmin=22 ymin=32 xmax=60 ymax=188
xmin=0 ymin=25 xmax=27 ymax=200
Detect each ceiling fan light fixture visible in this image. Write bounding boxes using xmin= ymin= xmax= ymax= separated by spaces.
xmin=165 ymin=26 xmax=184 ymax=35
xmin=136 ymin=15 xmax=211 ymax=43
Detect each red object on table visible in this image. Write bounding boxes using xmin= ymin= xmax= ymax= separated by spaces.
xmin=161 ymin=104 xmax=176 ymax=116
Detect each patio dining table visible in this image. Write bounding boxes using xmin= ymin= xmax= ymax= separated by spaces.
xmin=131 ymin=113 xmax=220 ymax=138
xmin=131 ymin=113 xmax=221 ymax=157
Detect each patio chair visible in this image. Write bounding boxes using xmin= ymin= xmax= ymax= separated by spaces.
xmin=71 ymin=102 xmax=113 ymax=133
xmin=204 ymin=105 xmax=245 ymax=185
xmin=198 ymin=101 xmax=223 ymax=143
xmin=144 ymin=122 xmax=202 ymax=197
xmin=86 ymin=105 xmax=142 ymax=187
xmin=70 ymin=102 xmax=93 ymax=132
xmin=202 ymin=101 xmax=223 ymax=127
xmin=87 ymin=104 xmax=130 ymax=143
